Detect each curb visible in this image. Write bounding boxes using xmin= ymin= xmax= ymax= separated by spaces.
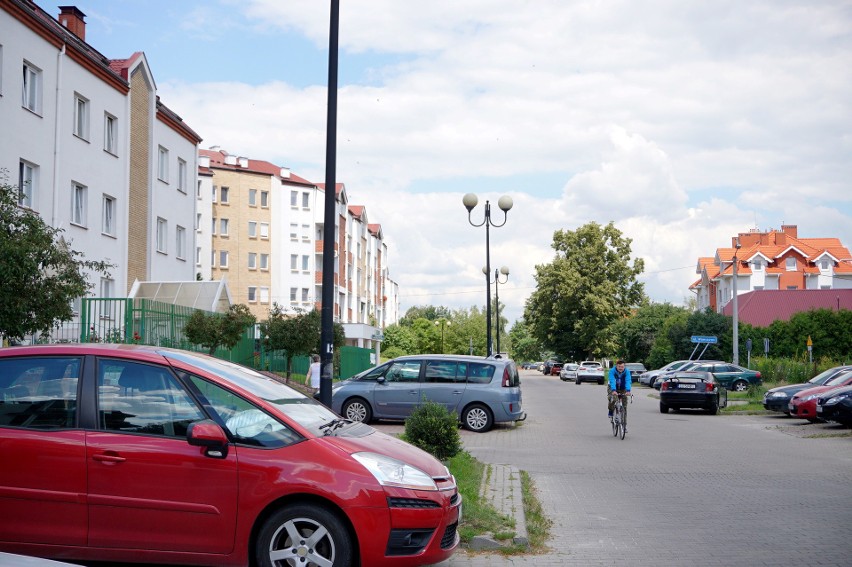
xmin=470 ymin=463 xmax=529 ymax=549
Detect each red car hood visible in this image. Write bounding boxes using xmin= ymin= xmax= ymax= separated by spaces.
xmin=323 ymin=428 xmax=449 ymax=478
xmin=795 ymin=379 xmax=852 ymax=400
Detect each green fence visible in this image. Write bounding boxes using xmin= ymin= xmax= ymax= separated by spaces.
xmin=78 ymin=298 xmax=376 ymax=380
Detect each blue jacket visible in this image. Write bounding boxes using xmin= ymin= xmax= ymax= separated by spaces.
xmin=609 ymin=367 xmax=632 ymax=392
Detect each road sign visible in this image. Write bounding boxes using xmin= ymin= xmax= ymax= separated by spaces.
xmin=690 ymin=335 xmax=718 ymax=344
xmin=807 ymin=335 xmax=813 ymax=347
xmin=763 ymin=338 xmax=770 ymax=354
xmin=746 ymin=338 xmax=753 ymax=353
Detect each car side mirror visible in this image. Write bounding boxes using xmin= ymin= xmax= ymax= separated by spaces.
xmin=376 ymin=376 xmax=386 ymax=384
xmin=187 ymin=419 xmax=229 ymax=459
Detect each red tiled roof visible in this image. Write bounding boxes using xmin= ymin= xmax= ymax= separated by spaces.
xmin=198 ymin=149 xmax=314 ymax=186
xmin=721 ymin=289 xmax=852 ymax=327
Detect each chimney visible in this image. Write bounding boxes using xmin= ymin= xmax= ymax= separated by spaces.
xmin=58 ymin=6 xmax=87 ymax=41
xmin=780 ymin=224 xmax=798 ymax=239
xmin=280 ymin=167 xmax=291 ymax=179
xmin=198 ymin=155 xmax=210 ymax=168
xmin=238 ymin=157 xmax=249 ymax=168
xmin=224 ymin=155 xmax=237 ymax=166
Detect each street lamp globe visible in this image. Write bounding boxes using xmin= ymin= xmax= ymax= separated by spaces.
xmin=462 ymin=193 xmax=479 ymax=212
xmin=499 ymin=265 xmax=510 ymax=276
xmin=497 ymin=195 xmax=513 ymax=212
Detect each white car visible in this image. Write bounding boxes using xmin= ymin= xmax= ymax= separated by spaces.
xmin=575 ymin=361 xmax=605 ymax=385
xmin=559 ymin=363 xmax=579 ymax=381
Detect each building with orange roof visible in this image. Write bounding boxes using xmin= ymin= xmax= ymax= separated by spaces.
xmin=691 ymin=225 xmax=852 ymax=317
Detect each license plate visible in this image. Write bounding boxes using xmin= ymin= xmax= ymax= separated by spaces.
xmin=678 ymin=384 xmax=696 ymax=389
xmin=816 ymin=406 xmax=823 ymax=414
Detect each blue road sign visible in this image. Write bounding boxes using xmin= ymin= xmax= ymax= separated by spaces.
xmin=690 ymin=335 xmax=718 ymax=344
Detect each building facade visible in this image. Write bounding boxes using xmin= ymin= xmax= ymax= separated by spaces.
xmin=691 ymin=224 xmax=852 ymax=313
xmin=0 ymin=1 xmax=201 ymax=313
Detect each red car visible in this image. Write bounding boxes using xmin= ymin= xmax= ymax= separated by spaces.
xmin=788 ymin=371 xmax=852 ymax=421
xmin=0 ymin=344 xmax=460 ymax=566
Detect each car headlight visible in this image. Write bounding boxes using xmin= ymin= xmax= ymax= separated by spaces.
xmin=804 ymin=394 xmax=819 ymax=401
xmin=825 ymin=394 xmax=851 ymax=405
xmin=767 ymin=392 xmax=788 ymax=398
xmin=352 ymin=452 xmax=438 ymax=491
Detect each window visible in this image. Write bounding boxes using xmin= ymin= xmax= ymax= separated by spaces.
xmin=220 ymin=186 xmax=229 ymax=204
xmin=104 ymin=113 xmax=117 ymax=154
xmin=156 ymin=218 xmax=168 ymax=253
xmin=212 ymin=185 xmax=218 ymax=203
xmin=196 ymin=179 xmax=202 ymax=198
xmin=260 ymin=223 xmax=269 ymax=238
xmin=219 ymin=250 xmax=229 ymax=268
xmin=302 ymin=255 xmax=309 ymax=271
xmin=211 ymin=217 xmax=217 ymax=235
xmin=97 ymin=361 xmax=205 ymax=438
xmin=425 ymin=361 xmax=463 ymax=384
xmin=261 ymin=191 xmax=269 ymax=207
xmin=176 ymin=226 xmax=186 ymax=260
xmin=290 ymin=288 xmax=297 ymax=302
xmin=196 ymin=213 xmax=202 ymax=232
xmin=259 ymin=287 xmax=269 ymax=303
xmin=753 ymin=285 xmax=764 ymax=290
xmin=248 ymin=253 xmax=257 ymax=269
xmin=467 ymin=362 xmax=496 ymax=384
xmin=820 ymin=259 xmax=831 ymax=270
xmin=102 ymin=195 xmax=115 ymax=235
xmin=158 ymin=146 xmax=169 ymax=182
xmin=290 ymin=190 xmax=298 ymax=207
xmin=302 ymin=192 xmax=310 ymax=208
xmin=18 ymin=160 xmax=37 ymax=208
xmin=73 ymin=93 xmax=89 ymax=140
xmin=386 ymin=361 xmax=422 ymax=383
xmin=752 ymin=259 xmax=763 ymax=271
xmin=22 ymin=61 xmax=42 ymax=113
xmin=301 ymin=288 xmax=309 ymax=302
xmin=248 ymin=189 xmax=257 ymax=206
xmin=210 ymin=250 xmax=216 ymax=268
xmin=71 ymin=182 xmax=87 ymax=226
xmin=785 ymin=257 xmax=796 ymax=271
xmin=0 ymin=357 xmax=81 ymax=429
xmin=100 ymin=277 xmax=114 ymax=298
xmin=290 ymin=223 xmax=298 ymax=239
xmin=302 ymin=224 xmax=311 ymax=240
xmin=196 ymin=247 xmax=201 ymax=266
xmin=248 ymin=287 xmax=257 ymax=302
xmin=248 ymin=221 xmax=257 ymax=238
xmin=260 ymin=253 xmax=269 ymax=270
xmin=291 ymin=255 xmax=298 ymax=270
xmin=177 ymin=159 xmax=187 ymax=193
xmin=219 ymin=218 xmax=229 ymax=236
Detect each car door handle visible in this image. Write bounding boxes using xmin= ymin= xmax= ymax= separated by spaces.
xmin=93 ymin=452 xmax=126 ymax=464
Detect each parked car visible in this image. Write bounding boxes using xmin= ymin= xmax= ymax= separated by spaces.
xmin=816 ymin=384 xmax=852 ymax=426
xmin=0 ymin=344 xmax=461 ymax=567
xmin=575 ymin=361 xmax=605 ymax=385
xmin=788 ymin=371 xmax=852 ymax=421
xmin=677 ymin=362 xmax=761 ymax=391
xmin=659 ymin=371 xmax=728 ymax=414
xmin=542 ymin=360 xmax=559 ymax=375
xmin=549 ymin=362 xmax=564 ymax=376
xmin=640 ymin=360 xmax=695 ymax=387
xmin=624 ymin=363 xmax=646 ymax=382
xmin=763 ymin=365 xmax=852 ymax=413
xmin=560 ymin=363 xmax=579 ymax=382
xmin=332 ymin=354 xmax=525 ymax=433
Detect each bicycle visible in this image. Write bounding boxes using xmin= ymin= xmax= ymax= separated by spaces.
xmin=610 ymin=392 xmax=632 ymax=440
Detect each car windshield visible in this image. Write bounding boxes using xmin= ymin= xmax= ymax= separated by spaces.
xmin=163 ymin=350 xmax=341 ymax=436
xmin=825 ymin=371 xmax=852 ymax=386
xmin=809 ymin=367 xmax=847 ymax=384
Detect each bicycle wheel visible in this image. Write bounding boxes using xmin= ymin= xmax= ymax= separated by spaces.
xmin=620 ymin=408 xmax=627 ymax=440
xmin=611 ymin=411 xmax=618 ymax=437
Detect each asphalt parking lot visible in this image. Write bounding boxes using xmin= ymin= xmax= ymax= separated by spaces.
xmin=411 ymin=370 xmax=852 ymax=567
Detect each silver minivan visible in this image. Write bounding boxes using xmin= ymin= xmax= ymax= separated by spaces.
xmin=330 ymin=355 xmax=525 ymax=432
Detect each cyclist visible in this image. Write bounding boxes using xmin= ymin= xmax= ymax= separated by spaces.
xmin=607 ymin=359 xmax=632 ymax=419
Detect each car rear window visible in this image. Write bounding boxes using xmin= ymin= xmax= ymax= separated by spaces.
xmin=467 ymin=362 xmax=496 ymax=384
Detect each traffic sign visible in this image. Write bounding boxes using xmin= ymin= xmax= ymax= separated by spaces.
xmin=690 ymin=335 xmax=718 ymax=344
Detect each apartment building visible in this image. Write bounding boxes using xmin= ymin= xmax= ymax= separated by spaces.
xmin=199 ymin=151 xmax=398 ymax=340
xmin=0 ymin=1 xmax=200 ymax=306
xmin=691 ymin=224 xmax=852 ymax=313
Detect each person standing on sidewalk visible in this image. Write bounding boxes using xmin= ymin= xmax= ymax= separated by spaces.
xmin=306 ymin=354 xmax=321 ymax=394
xmin=607 ymin=359 xmax=632 ymax=418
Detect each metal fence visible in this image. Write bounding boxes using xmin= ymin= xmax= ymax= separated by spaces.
xmin=29 ymin=298 xmax=376 ymax=380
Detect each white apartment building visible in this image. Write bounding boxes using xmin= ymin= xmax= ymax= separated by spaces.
xmin=1 ymin=2 xmax=201 ymax=333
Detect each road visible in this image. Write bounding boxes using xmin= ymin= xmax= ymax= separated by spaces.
xmin=424 ymin=369 xmax=852 ymax=566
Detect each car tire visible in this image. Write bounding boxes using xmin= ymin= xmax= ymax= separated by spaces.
xmin=649 ymin=378 xmax=656 ymax=388
xmin=707 ymin=399 xmax=719 ymax=415
xmin=732 ymin=380 xmax=749 ymax=392
xmin=575 ymin=378 xmax=581 ymax=385
xmin=660 ymin=402 xmax=669 ymax=414
xmin=341 ymin=398 xmax=372 ymax=424
xmin=597 ymin=378 xmax=604 ymax=385
xmin=462 ymin=404 xmax=494 ymax=432
xmin=256 ymin=503 xmax=353 ymax=567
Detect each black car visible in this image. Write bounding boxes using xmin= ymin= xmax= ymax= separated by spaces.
xmin=624 ymin=363 xmax=646 ymax=382
xmin=815 ymin=384 xmax=852 ymax=426
xmin=763 ymin=365 xmax=852 ymax=413
xmin=659 ymin=371 xmax=728 ymax=414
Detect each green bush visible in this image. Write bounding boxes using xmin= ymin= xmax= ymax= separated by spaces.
xmin=403 ymin=400 xmax=462 ymax=461
xmin=751 ymin=356 xmax=844 ymax=385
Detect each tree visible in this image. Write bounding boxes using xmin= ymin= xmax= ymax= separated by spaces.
xmin=507 ymin=318 xmax=543 ymax=362
xmin=0 ymin=175 xmax=112 ymax=342
xmin=184 ymin=304 xmax=256 ymax=356
xmin=524 ymin=222 xmax=645 ymax=360
xmin=611 ymin=302 xmax=688 ymax=364
xmin=399 ymin=305 xmax=451 ymax=327
xmin=260 ymin=306 xmax=344 ymax=382
xmin=381 ymin=324 xmax=417 ymax=356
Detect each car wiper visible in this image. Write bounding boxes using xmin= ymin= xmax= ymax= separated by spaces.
xmin=319 ymin=418 xmax=351 ymax=435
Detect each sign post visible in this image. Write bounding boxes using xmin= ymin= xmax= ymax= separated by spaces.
xmin=807 ymin=335 xmax=813 ymax=365
xmin=689 ymin=335 xmax=718 ymax=360
xmin=746 ymin=338 xmax=752 ymax=368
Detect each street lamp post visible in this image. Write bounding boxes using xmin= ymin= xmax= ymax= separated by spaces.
xmin=484 ymin=266 xmax=509 ymax=356
xmin=434 ymin=319 xmax=450 ymax=353
xmin=463 ymin=193 xmax=513 ymax=356
xmin=732 ymin=238 xmax=741 ymax=366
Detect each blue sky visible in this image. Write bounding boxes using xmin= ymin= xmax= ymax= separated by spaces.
xmin=48 ymin=0 xmax=852 ymax=324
